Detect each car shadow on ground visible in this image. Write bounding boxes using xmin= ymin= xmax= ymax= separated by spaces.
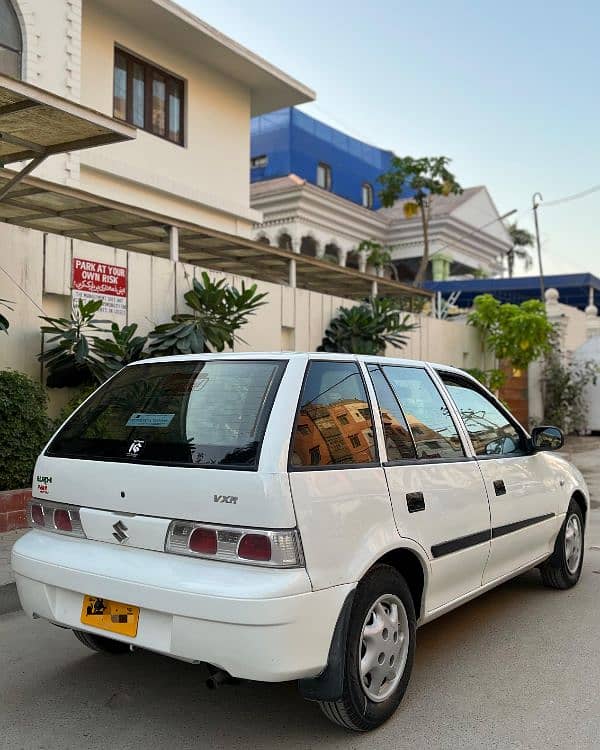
xmin=9 ymin=565 xmax=579 ymax=749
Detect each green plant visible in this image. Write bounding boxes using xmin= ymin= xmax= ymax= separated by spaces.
xmin=92 ymin=323 xmax=147 ymax=381
xmin=357 ymin=240 xmax=398 ymax=279
xmin=465 ymin=367 xmax=508 ymax=394
xmin=318 ymin=297 xmax=418 ymax=355
xmin=1 ymin=298 xmax=14 ymax=335
xmin=0 ymin=370 xmax=52 ymax=490
xmin=148 ymin=272 xmax=267 ymax=356
xmin=39 ymin=299 xmax=110 ymax=388
xmin=467 ymin=294 xmax=553 ymax=390
xmin=506 ymin=222 xmax=534 ymax=278
xmin=542 ymin=336 xmax=600 ymax=433
xmin=1 ymin=297 xmax=13 ymax=334
xmin=378 ymin=156 xmax=462 ymax=287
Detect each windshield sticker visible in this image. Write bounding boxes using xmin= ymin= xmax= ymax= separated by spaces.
xmin=126 ymin=413 xmax=175 ymax=428
xmin=127 ymin=439 xmax=145 ymax=457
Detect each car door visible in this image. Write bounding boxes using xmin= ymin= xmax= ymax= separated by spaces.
xmin=437 ymin=370 xmax=561 ymax=585
xmin=365 ymin=362 xmax=491 ymax=613
xmin=288 ymin=359 xmax=397 ymax=590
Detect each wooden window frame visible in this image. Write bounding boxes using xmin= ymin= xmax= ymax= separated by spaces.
xmin=113 ymin=47 xmax=185 ymax=147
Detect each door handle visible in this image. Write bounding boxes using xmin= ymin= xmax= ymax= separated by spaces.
xmin=493 ymin=479 xmax=506 ymax=496
xmin=406 ymin=491 xmax=425 ymax=513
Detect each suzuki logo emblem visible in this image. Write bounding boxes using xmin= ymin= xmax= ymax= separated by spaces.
xmin=112 ymin=520 xmax=129 ymax=544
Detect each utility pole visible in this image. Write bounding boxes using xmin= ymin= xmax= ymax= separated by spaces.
xmin=532 ymin=192 xmax=545 ymax=300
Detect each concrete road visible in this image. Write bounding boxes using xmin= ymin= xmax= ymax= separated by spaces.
xmin=2 ymin=511 xmax=599 ymax=750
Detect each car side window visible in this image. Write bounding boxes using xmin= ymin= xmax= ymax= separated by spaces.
xmin=367 ymin=365 xmax=417 ymax=461
xmin=290 ymin=361 xmax=377 ymax=468
xmin=441 ymin=374 xmax=525 ymax=457
xmin=382 ymin=366 xmax=465 ymax=460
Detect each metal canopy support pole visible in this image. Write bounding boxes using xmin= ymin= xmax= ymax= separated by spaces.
xmin=169 ymin=225 xmax=179 ymax=263
xmin=288 ymin=257 xmax=297 ymax=288
xmin=0 ymin=154 xmax=47 ymax=202
xmin=371 ymin=279 xmax=378 ymax=298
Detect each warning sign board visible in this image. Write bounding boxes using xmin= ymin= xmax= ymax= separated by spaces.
xmin=72 ymin=257 xmax=127 ymax=317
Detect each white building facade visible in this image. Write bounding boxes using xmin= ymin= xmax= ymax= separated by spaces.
xmin=251 ymin=178 xmax=511 ymax=280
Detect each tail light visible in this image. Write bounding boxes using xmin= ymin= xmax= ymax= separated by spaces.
xmin=165 ymin=521 xmax=304 ymax=568
xmin=27 ymin=500 xmax=86 ymax=538
xmin=30 ymin=503 xmax=45 ymax=527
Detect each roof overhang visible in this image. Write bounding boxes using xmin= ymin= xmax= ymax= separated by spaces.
xmin=0 ymin=73 xmax=136 ymax=164
xmin=0 ymin=166 xmax=430 ymax=305
xmin=94 ymin=0 xmax=315 ymax=116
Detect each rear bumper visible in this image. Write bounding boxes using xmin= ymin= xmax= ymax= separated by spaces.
xmin=12 ymin=530 xmax=352 ymax=682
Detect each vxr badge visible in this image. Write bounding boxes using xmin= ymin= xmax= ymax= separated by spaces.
xmin=112 ymin=520 xmax=129 ymax=543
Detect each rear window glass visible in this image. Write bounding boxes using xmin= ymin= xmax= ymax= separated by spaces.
xmin=47 ymin=360 xmax=286 ymax=469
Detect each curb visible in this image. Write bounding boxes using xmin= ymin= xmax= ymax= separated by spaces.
xmin=0 ymin=582 xmax=22 ymax=615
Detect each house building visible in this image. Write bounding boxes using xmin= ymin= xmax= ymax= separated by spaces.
xmin=8 ymin=0 xmax=313 ymax=235
xmin=250 ymin=107 xmax=512 ymax=280
xmin=0 ymin=0 xmax=498 ymax=419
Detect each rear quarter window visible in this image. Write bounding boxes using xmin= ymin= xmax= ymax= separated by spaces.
xmin=289 ymin=360 xmax=377 ymax=468
xmin=47 ymin=360 xmax=286 ymax=469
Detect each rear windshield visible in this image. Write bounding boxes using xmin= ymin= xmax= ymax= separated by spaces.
xmin=46 ymin=360 xmax=286 ymax=469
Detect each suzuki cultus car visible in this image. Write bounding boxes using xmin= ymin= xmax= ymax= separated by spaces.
xmin=13 ymin=353 xmax=588 ymax=731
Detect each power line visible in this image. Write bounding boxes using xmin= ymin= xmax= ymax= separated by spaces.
xmin=541 ymin=183 xmax=600 ymax=208
xmin=0 ymin=260 xmax=47 ymax=316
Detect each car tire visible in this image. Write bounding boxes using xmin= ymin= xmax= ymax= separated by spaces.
xmin=73 ymin=629 xmax=132 ymax=654
xmin=318 ymin=565 xmax=416 ymax=732
xmin=540 ymin=499 xmax=585 ymax=590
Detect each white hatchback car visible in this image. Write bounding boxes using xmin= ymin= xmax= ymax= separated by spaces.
xmin=13 ymin=353 xmax=588 ymax=731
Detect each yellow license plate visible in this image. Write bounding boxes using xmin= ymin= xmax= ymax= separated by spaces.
xmin=80 ymin=595 xmax=139 ymax=638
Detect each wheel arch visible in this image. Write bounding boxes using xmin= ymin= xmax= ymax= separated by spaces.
xmin=299 ymin=542 xmax=429 ymax=703
xmin=571 ymin=489 xmax=588 ymax=523
xmin=368 ymin=545 xmax=429 ymax=621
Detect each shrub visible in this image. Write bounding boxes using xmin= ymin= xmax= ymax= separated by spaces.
xmin=39 ymin=299 xmax=110 ymax=388
xmin=318 ymin=298 xmax=418 ymax=355
xmin=542 ymin=350 xmax=600 ymax=434
xmin=148 ymin=272 xmax=267 ymax=356
xmin=0 ymin=370 xmax=52 ymax=491
xmin=467 ymin=294 xmax=554 ymax=391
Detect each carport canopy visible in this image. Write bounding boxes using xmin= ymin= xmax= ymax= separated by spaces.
xmin=0 ymin=72 xmax=135 ymax=165
xmin=0 ymin=73 xmax=428 ymax=304
xmin=0 ymin=166 xmax=430 ymax=304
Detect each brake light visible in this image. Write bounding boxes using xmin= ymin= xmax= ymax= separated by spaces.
xmin=165 ymin=522 xmax=303 ymax=568
xmin=27 ymin=500 xmax=86 ymax=538
xmin=54 ymin=508 xmax=72 ymax=532
xmin=238 ymin=533 xmax=271 ymax=562
xmin=189 ymin=527 xmax=217 ymax=555
xmin=30 ymin=503 xmax=45 ymax=527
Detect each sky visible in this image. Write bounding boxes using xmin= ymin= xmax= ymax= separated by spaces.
xmin=183 ymin=0 xmax=600 ymax=278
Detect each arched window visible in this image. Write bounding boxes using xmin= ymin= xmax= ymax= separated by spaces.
xmin=278 ymin=232 xmax=293 ymax=251
xmin=0 ymin=1 xmax=22 ymax=79
xmin=361 ymin=183 xmax=373 ymax=209
xmin=300 ymin=236 xmax=318 ymax=257
xmin=324 ymin=243 xmax=340 ymax=264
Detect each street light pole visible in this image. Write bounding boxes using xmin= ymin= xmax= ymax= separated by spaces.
xmin=532 ymin=192 xmax=545 ymax=300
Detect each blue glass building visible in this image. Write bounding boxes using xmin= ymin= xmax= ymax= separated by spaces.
xmin=250 ymin=108 xmax=411 ymax=210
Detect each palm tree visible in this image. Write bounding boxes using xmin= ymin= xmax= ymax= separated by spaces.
xmin=506 ymin=222 xmax=534 ymax=278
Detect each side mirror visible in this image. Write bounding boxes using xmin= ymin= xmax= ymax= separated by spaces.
xmin=530 ymin=426 xmax=564 ymax=452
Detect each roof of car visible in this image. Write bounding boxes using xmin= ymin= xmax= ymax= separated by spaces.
xmin=126 ymin=352 xmax=466 ymax=373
